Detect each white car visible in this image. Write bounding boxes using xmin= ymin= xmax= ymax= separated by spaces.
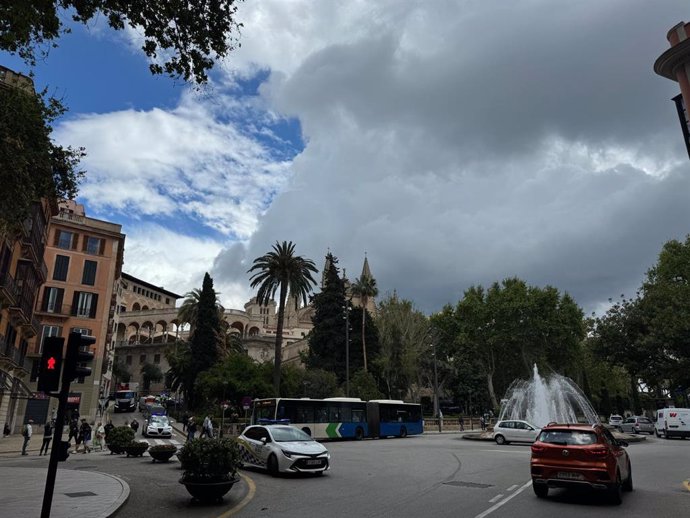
xmin=238 ymin=424 xmax=330 ymax=476
xmin=144 ymin=415 xmax=173 ymax=438
xmin=492 ymin=420 xmax=540 ymax=445
xmin=608 ymin=414 xmax=624 ymax=430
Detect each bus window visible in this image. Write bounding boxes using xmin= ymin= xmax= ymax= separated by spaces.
xmin=341 ymin=406 xmax=352 ymax=422
xmin=352 ymin=409 xmax=364 ymax=423
xmin=296 ymin=405 xmax=313 ymax=423
xmin=316 ymin=406 xmax=329 ymax=423
xmin=329 ymin=406 xmax=341 ymax=421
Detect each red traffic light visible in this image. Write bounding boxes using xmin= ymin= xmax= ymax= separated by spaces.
xmin=47 ymin=357 xmax=57 ymax=370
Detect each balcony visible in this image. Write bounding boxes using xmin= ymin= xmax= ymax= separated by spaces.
xmin=21 ymin=206 xmax=47 ymax=268
xmin=0 ymin=270 xmax=19 ymax=306
xmin=0 ymin=337 xmax=30 ymax=374
xmin=35 ymin=303 xmax=93 ymax=319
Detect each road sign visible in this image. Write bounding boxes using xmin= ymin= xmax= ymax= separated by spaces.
xmin=242 ymin=396 xmax=252 ymax=410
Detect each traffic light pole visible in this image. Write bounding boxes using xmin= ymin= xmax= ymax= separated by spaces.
xmin=41 ymin=378 xmax=71 ymax=518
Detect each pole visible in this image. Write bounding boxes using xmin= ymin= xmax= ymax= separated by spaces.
xmin=432 ymin=343 xmax=441 ymax=433
xmin=41 ymin=381 xmax=70 ymax=518
xmin=345 ymin=306 xmax=350 ymax=397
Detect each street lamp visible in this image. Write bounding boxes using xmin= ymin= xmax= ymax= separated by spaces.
xmin=431 ymin=343 xmax=442 ymax=433
xmin=343 ymin=304 xmax=352 ymax=397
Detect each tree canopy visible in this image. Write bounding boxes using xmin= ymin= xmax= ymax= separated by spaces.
xmin=0 ymin=0 xmax=244 ymax=84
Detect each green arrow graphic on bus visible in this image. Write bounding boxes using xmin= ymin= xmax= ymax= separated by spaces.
xmin=326 ymin=423 xmax=340 ymax=438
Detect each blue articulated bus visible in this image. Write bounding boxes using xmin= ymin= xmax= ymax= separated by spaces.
xmin=251 ymin=397 xmax=423 ymax=440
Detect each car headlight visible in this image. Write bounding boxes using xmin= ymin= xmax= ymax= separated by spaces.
xmin=281 ymin=449 xmax=296 ymax=458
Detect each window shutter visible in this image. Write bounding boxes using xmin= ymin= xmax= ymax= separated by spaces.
xmin=71 ymin=291 xmax=79 ymax=316
xmin=72 ymin=233 xmax=79 ymax=250
xmin=56 ymin=288 xmax=64 ymax=311
xmin=89 ymin=293 xmax=99 ymax=318
xmin=53 ymin=230 xmax=60 ymax=247
xmin=99 ymin=238 xmax=106 ymax=255
xmin=41 ymin=288 xmax=50 ymax=312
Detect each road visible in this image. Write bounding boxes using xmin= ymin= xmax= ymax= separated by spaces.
xmin=1 ymin=411 xmax=688 ymax=518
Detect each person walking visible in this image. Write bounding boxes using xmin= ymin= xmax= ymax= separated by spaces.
xmin=130 ymin=418 xmax=139 ymax=433
xmin=39 ymin=420 xmax=53 ymax=455
xmin=68 ymin=416 xmax=79 ymax=447
xmin=459 ymin=416 xmax=465 ymax=432
xmin=94 ymin=422 xmax=105 ymax=451
xmin=3 ymin=423 xmax=10 ymax=437
xmin=21 ymin=419 xmax=33 ymax=455
xmin=205 ymin=417 xmax=214 ymax=439
xmin=187 ymin=417 xmax=197 ymax=442
xmin=182 ymin=413 xmax=189 ymax=432
xmin=104 ymin=419 xmax=114 ymax=440
xmin=79 ymin=419 xmax=92 ymax=453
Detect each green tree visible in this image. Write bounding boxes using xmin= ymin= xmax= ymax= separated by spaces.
xmin=248 ymin=241 xmax=318 ymax=397
xmin=0 ymin=85 xmax=83 ymax=232
xmin=140 ymin=362 xmax=163 ymax=392
xmin=374 ymin=294 xmax=429 ymax=399
xmin=306 ymin=253 xmax=348 ymax=379
xmin=111 ymin=361 xmax=131 ymax=384
xmin=350 ymin=370 xmax=382 ymax=401
xmin=196 ymin=352 xmax=272 ymax=405
xmin=0 ymin=1 xmax=243 ymax=84
xmin=165 ymin=340 xmax=193 ymax=402
xmin=301 ymin=369 xmax=340 ymax=399
xmin=177 ymin=287 xmax=224 ymax=335
xmin=350 ymin=274 xmax=379 ymax=372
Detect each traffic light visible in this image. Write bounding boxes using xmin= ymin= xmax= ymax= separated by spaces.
xmin=62 ymin=332 xmax=95 ymax=383
xmin=37 ymin=336 xmax=64 ymax=393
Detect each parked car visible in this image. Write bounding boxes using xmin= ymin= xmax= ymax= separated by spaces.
xmin=492 ymin=420 xmax=541 ymax=445
xmin=144 ymin=415 xmax=173 ymax=438
xmin=608 ymin=415 xmax=624 ymax=430
xmin=620 ymin=416 xmax=654 ymax=435
xmin=237 ymin=424 xmax=330 ymax=476
xmin=530 ymin=423 xmax=632 ymax=504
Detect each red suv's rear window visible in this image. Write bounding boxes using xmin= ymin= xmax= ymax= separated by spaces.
xmin=537 ymin=430 xmax=597 ymax=445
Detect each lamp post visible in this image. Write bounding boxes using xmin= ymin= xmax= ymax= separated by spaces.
xmin=431 ymin=343 xmax=442 ymax=433
xmin=344 ymin=304 xmax=351 ymax=397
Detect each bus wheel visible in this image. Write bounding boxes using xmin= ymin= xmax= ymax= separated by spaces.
xmin=355 ymin=427 xmax=364 ymax=441
xmin=302 ymin=427 xmax=312 ymax=437
xmin=400 ymin=426 xmax=408 ymax=438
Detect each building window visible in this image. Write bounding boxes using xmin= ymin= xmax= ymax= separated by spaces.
xmin=72 ymin=291 xmax=99 ymax=318
xmin=53 ymin=255 xmax=70 ymax=281
xmin=165 ymin=298 xmax=170 ymax=305
xmin=70 ymin=327 xmax=92 ymax=336
xmin=82 ymin=260 xmax=97 ymax=286
xmin=154 ymin=354 xmax=161 ymax=364
xmin=39 ymin=325 xmax=62 ymax=354
xmin=55 ymin=230 xmax=77 ymax=250
xmin=125 ymin=355 xmax=132 ymax=366
xmin=139 ymin=354 xmax=146 ymax=364
xmin=41 ymin=287 xmax=64 ymax=313
xmin=84 ymin=236 xmax=104 ymax=255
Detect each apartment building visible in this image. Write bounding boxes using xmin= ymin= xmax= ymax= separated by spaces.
xmin=23 ymin=200 xmax=125 ymax=424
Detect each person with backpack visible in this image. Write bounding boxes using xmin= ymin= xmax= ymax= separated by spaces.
xmin=21 ymin=419 xmax=33 ymax=455
xmin=79 ymin=419 xmax=92 ymax=454
xmin=39 ymin=420 xmax=53 ymax=455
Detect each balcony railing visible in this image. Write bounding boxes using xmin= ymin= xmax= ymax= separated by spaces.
xmin=0 ymin=270 xmax=19 ymax=304
xmin=36 ymin=303 xmax=92 ymax=319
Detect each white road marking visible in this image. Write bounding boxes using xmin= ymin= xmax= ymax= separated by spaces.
xmin=489 ymin=494 xmax=504 ymax=503
xmin=474 ymin=480 xmax=532 ymax=518
xmin=507 ymin=484 xmax=519 ymax=491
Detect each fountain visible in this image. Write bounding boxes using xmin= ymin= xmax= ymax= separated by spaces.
xmin=497 ymin=364 xmax=599 ymax=428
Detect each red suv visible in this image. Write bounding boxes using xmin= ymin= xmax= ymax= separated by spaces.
xmin=530 ymin=423 xmax=633 ymax=504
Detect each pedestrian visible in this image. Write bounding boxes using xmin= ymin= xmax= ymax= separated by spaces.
xmin=79 ymin=419 xmax=92 ymax=453
xmin=21 ymin=419 xmax=33 ymax=455
xmin=3 ymin=423 xmax=9 ymax=437
xmin=200 ymin=415 xmax=212 ymax=438
xmin=130 ymin=418 xmax=139 ymax=433
xmin=187 ymin=417 xmax=197 ymax=442
xmin=94 ymin=422 xmax=105 ymax=451
xmin=480 ymin=416 xmax=486 ymax=431
xmin=104 ymin=419 xmax=114 ymax=440
xmin=182 ymin=413 xmax=188 ymax=432
xmin=68 ymin=416 xmax=79 ymax=446
xmin=205 ymin=417 xmax=214 ymax=439
xmin=39 ymin=420 xmax=53 ymax=455
xmin=459 ymin=416 xmax=465 ymax=432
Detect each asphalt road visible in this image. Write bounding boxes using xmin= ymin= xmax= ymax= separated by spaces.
xmin=2 ymin=411 xmax=688 ymax=518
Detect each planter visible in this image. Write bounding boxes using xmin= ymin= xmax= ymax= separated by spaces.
xmin=150 ymin=449 xmax=177 ymax=462
xmin=125 ymin=442 xmax=149 ymax=457
xmin=179 ymin=475 xmax=239 ymax=503
xmin=108 ymin=444 xmax=126 ymax=455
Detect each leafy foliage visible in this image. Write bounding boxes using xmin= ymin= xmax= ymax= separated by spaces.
xmin=350 ymin=274 xmax=379 ymax=372
xmin=350 ymin=370 xmax=383 ymax=401
xmin=178 ymin=438 xmax=241 ymax=482
xmin=111 ymin=361 xmax=131 ymax=383
xmin=0 ymin=1 xmax=244 ymax=84
xmin=0 ymin=85 xmax=84 ymax=231
xmin=248 ymin=241 xmax=318 ymax=396
xmin=140 ymin=362 xmax=163 ymax=392
xmin=196 ymin=352 xmax=272 ymax=404
xmin=106 ymin=425 xmax=135 ymax=449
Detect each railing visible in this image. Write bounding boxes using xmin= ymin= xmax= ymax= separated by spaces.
xmin=0 ymin=270 xmax=19 ymax=302
xmin=36 ymin=303 xmax=91 ymax=318
xmin=21 ymin=208 xmax=47 ymax=264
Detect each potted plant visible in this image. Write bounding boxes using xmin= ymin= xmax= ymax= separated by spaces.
xmin=106 ymin=426 xmax=135 ymax=455
xmin=149 ymin=443 xmax=177 ymax=462
xmin=125 ymin=440 xmax=149 ymax=457
xmin=178 ymin=438 xmax=241 ymax=502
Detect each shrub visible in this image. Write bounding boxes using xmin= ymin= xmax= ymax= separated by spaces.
xmin=150 ymin=443 xmax=178 ymax=453
xmin=178 ymin=438 xmax=240 ymax=483
xmin=106 ymin=426 xmax=135 ymax=449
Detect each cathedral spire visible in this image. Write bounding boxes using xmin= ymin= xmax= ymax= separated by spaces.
xmin=361 ymin=252 xmax=372 ymax=280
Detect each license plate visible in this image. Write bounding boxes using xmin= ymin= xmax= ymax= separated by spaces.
xmin=306 ymin=459 xmax=322 ymax=466
xmin=557 ymin=472 xmax=584 ymax=480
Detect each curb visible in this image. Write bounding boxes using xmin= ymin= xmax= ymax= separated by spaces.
xmin=93 ymin=471 xmax=131 ymax=518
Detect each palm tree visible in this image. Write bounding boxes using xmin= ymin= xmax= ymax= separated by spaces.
xmin=351 ymin=274 xmax=378 ymax=372
xmin=177 ymin=288 xmax=225 ymax=333
xmin=248 ymin=241 xmax=318 ymax=396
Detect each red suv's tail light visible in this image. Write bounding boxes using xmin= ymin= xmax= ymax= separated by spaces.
xmin=585 ymin=446 xmax=609 ymax=457
xmin=531 ymin=444 xmax=545 ymax=454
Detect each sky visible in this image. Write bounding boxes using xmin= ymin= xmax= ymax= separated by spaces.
xmin=3 ymin=0 xmax=690 ymax=316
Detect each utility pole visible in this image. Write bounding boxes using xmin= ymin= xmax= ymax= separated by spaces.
xmin=344 ymin=303 xmax=351 ymax=397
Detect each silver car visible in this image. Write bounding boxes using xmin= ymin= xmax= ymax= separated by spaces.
xmin=492 ymin=420 xmax=540 ymax=445
xmin=620 ymin=416 xmax=654 ymax=435
xmin=238 ymin=424 xmax=330 ymax=476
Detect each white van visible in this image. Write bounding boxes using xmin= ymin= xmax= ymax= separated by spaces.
xmin=655 ymin=408 xmax=690 ymax=439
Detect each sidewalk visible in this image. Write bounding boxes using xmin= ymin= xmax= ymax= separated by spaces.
xmin=0 ymin=435 xmax=130 ymax=518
